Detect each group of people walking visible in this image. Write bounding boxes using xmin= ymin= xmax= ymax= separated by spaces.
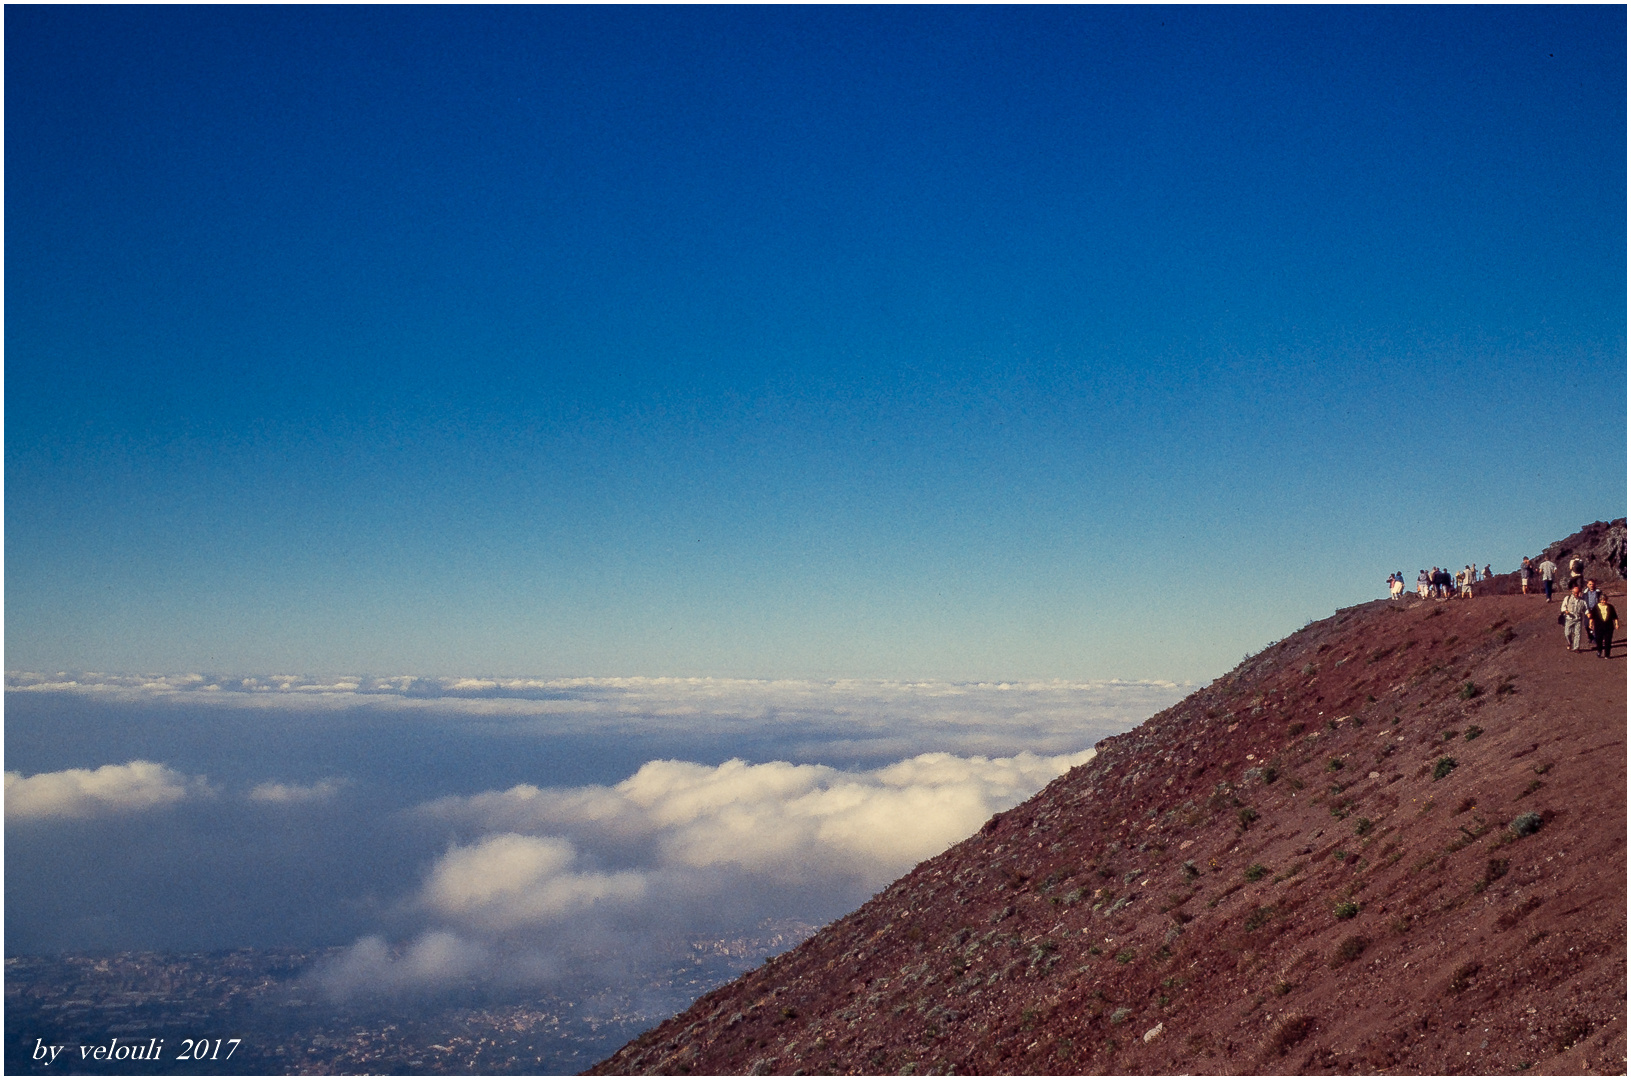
xmin=1518 ymin=555 xmax=1562 ymax=600
xmin=1558 ymin=579 xmax=1619 ymax=659
xmin=1385 ymin=555 xmax=1619 ymax=659
xmin=1388 ymin=565 xmax=1492 ymax=600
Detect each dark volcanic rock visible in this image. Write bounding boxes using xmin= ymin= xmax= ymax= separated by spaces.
xmin=593 ymin=529 xmax=1627 ymax=1076
xmin=1477 ymin=518 xmax=1627 ymax=596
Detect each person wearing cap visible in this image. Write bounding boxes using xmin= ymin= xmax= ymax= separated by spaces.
xmin=1584 ymin=580 xmax=1602 ymax=645
xmin=1589 ymin=593 xmax=1619 ymax=659
xmin=1559 ymin=585 xmax=1589 ymax=651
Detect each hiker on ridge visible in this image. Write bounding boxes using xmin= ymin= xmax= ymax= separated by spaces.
xmin=1538 ymin=556 xmax=1558 ymax=601
xmin=1520 ymin=557 xmax=1533 ymax=595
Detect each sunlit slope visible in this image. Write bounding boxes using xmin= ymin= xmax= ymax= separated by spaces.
xmin=593 ymin=522 xmax=1626 ymax=1075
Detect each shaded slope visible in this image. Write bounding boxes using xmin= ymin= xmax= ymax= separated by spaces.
xmin=595 ymin=569 xmax=1626 ymax=1076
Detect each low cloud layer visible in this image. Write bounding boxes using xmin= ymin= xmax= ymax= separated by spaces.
xmin=5 ymin=760 xmax=210 ymax=821
xmin=6 ymin=671 xmax=1184 ymax=764
xmin=8 ymin=672 xmax=1176 ymax=986
xmin=422 ymin=749 xmax=1088 ymax=882
xmin=309 ymin=747 xmax=1093 ymax=996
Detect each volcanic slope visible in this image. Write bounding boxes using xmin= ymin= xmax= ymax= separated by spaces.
xmin=594 ymin=560 xmax=1626 ymax=1074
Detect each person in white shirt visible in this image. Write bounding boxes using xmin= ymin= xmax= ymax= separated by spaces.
xmin=1560 ymin=585 xmax=1589 ymax=651
xmin=1538 ymin=558 xmax=1558 ymax=601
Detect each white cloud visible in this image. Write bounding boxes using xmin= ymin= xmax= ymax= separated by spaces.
xmin=311 ymin=931 xmax=492 ymax=997
xmin=320 ymin=744 xmax=1097 ymax=997
xmin=4 ymin=672 xmax=1183 ymax=759
xmin=423 ymin=748 xmax=1091 ymax=884
xmin=247 ymin=778 xmax=347 ymax=804
xmin=422 ymin=834 xmax=648 ymax=933
xmin=5 ymin=760 xmax=209 ymax=821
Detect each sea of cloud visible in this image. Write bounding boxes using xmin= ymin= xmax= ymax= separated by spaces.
xmin=5 ymin=673 xmax=1187 ymax=995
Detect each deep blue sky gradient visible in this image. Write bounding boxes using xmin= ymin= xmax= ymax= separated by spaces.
xmin=7 ymin=6 xmax=1625 ymax=680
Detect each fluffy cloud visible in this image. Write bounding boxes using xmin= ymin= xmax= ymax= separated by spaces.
xmin=5 ymin=760 xmax=209 ymax=821
xmin=312 ymin=931 xmax=492 ymax=997
xmin=422 ymin=748 xmax=1090 ymax=887
xmin=309 ymin=747 xmax=1097 ymax=997
xmin=421 ymin=834 xmax=647 ymax=932
xmin=247 ymin=778 xmax=347 ymax=804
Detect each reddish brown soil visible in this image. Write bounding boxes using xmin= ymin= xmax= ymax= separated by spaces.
xmin=594 ymin=523 xmax=1627 ymax=1076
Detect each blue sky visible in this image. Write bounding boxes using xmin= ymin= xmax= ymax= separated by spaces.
xmin=7 ymin=6 xmax=1625 ymax=683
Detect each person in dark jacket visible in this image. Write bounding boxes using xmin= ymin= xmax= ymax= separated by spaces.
xmin=1589 ymin=595 xmax=1619 ymax=659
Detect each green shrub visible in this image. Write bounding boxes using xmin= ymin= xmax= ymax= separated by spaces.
xmin=1115 ymin=950 xmax=1135 ymax=965
xmin=1326 ymin=757 xmax=1345 ymax=772
xmin=1237 ymin=807 xmax=1259 ymax=829
xmin=1510 ymin=811 xmax=1543 ymax=837
xmin=1464 ymin=725 xmax=1484 ymax=741
xmin=1433 ymin=756 xmax=1458 ymax=780
xmin=1354 ymin=817 xmax=1373 ymax=836
xmin=1458 ymin=681 xmax=1481 ymax=700
xmin=1244 ymin=863 xmax=1269 ymax=881
xmin=1333 ymin=901 xmax=1360 ymax=920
